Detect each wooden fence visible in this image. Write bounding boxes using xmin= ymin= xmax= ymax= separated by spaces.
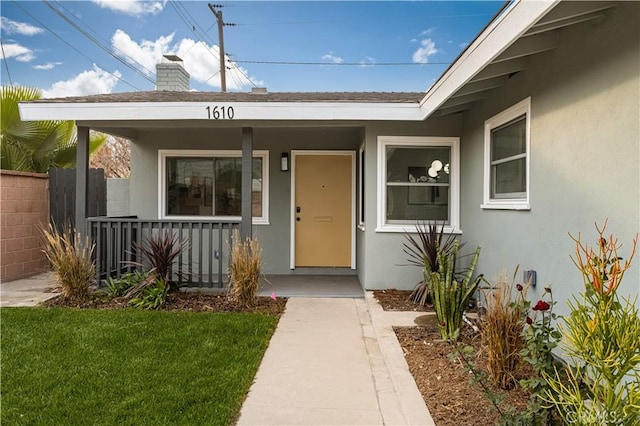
xmin=49 ymin=168 xmax=106 ymax=231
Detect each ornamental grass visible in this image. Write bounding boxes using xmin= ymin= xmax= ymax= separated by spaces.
xmin=480 ymin=269 xmax=526 ymax=390
xmin=42 ymin=223 xmax=95 ymax=302
xmin=228 ymin=231 xmax=263 ymax=307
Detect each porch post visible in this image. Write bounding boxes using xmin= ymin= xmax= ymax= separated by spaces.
xmin=75 ymin=125 xmax=90 ymax=236
xmin=241 ymin=127 xmax=253 ymax=240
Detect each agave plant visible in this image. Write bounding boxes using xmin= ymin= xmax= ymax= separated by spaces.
xmin=1 ymin=85 xmax=105 ymax=172
xmin=403 ymin=221 xmax=459 ymax=305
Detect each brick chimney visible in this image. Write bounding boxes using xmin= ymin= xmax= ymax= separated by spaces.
xmin=156 ymin=55 xmax=190 ymax=91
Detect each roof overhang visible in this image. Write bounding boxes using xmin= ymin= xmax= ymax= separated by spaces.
xmin=419 ymin=0 xmax=618 ymax=118
xmin=19 ymin=101 xmax=423 ymax=122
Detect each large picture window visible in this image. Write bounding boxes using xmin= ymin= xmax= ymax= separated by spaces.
xmin=377 ymin=136 xmax=459 ymax=233
xmin=483 ymin=98 xmax=530 ymax=210
xmin=159 ymin=150 xmax=269 ymax=224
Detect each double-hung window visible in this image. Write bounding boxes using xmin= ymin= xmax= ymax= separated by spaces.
xmin=377 ymin=136 xmax=460 ymax=233
xmin=159 ymin=150 xmax=269 ymax=224
xmin=483 ymin=97 xmax=531 ymax=210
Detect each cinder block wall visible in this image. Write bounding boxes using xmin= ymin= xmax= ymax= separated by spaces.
xmin=0 ymin=170 xmax=50 ymax=282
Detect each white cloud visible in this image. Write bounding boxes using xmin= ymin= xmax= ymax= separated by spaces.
xmin=33 ymin=62 xmax=63 ymax=70
xmin=359 ymin=56 xmax=376 ymax=68
xmin=412 ymin=38 xmax=439 ymax=64
xmin=111 ymin=29 xmax=174 ymax=75
xmin=111 ymin=29 xmax=262 ymax=90
xmin=419 ymin=28 xmax=435 ymax=37
xmin=2 ymin=42 xmax=35 ymax=62
xmin=459 ymin=42 xmax=469 ymax=49
xmin=42 ymin=65 xmax=120 ymax=98
xmin=322 ymin=52 xmax=343 ymax=64
xmin=0 ymin=17 xmax=44 ymax=36
xmin=92 ymin=0 xmax=167 ymax=16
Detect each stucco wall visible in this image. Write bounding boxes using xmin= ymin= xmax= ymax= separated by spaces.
xmin=106 ymin=178 xmax=130 ymax=217
xmin=129 ymin=126 xmax=364 ymax=274
xmin=459 ymin=2 xmax=640 ymax=316
xmin=361 ymin=117 xmax=463 ymax=289
xmin=0 ymin=170 xmax=50 ymax=282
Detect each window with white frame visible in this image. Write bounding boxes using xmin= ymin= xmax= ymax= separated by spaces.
xmin=159 ymin=150 xmax=269 ymax=224
xmin=483 ymin=98 xmax=531 ymax=210
xmin=377 ymin=136 xmax=459 ymax=232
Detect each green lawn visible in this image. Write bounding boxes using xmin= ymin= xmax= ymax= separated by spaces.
xmin=1 ymin=308 xmax=278 ymax=425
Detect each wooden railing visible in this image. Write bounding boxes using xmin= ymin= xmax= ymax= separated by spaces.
xmin=87 ymin=217 xmax=241 ymax=288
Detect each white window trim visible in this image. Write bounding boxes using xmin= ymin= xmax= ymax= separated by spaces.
xmin=376 ymin=136 xmax=460 ymax=233
xmin=358 ymin=142 xmax=365 ymax=231
xmin=482 ymin=97 xmax=531 ymax=210
xmin=158 ymin=149 xmax=269 ymax=225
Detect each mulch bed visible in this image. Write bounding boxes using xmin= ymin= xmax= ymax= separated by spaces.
xmin=43 ymin=291 xmax=287 ymax=315
xmin=372 ymin=289 xmax=433 ymax=312
xmin=375 ymin=288 xmax=530 ymax=425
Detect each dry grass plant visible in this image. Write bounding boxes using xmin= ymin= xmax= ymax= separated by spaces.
xmin=480 ymin=268 xmax=526 ymax=390
xmin=42 ymin=223 xmax=95 ymax=302
xmin=228 ymin=231 xmax=263 ymax=307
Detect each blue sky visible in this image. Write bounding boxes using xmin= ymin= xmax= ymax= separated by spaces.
xmin=1 ymin=1 xmax=503 ymax=97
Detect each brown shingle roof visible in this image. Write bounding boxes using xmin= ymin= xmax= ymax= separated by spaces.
xmin=34 ymin=91 xmax=424 ymax=104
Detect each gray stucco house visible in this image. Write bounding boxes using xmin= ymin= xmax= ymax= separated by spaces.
xmin=20 ymin=0 xmax=639 ymax=314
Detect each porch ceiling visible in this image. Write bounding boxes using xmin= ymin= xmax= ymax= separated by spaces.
xmin=87 ymin=121 xmax=366 ymax=141
xmin=424 ymin=1 xmax=619 ymax=118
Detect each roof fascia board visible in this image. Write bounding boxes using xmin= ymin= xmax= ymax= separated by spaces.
xmin=19 ymin=101 xmax=423 ymax=122
xmin=418 ymin=0 xmax=560 ymax=119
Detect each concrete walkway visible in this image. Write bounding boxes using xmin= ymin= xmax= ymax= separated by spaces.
xmin=0 ymin=272 xmax=58 ymax=307
xmin=237 ymin=296 xmax=434 ymax=425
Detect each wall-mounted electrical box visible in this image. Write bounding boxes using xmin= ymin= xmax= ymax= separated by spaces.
xmin=524 ymin=269 xmax=537 ymax=287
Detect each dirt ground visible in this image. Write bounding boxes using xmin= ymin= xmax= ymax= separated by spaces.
xmin=374 ymin=290 xmax=530 ymax=426
xmin=43 ymin=291 xmax=287 ymax=315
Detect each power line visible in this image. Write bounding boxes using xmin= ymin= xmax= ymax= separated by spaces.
xmin=11 ymin=1 xmax=141 ymax=91
xmin=44 ymin=1 xmax=156 ymax=84
xmin=234 ymin=60 xmax=451 ymax=66
xmin=0 ymin=38 xmax=13 ymax=85
xmin=51 ymin=0 xmax=157 ymax=78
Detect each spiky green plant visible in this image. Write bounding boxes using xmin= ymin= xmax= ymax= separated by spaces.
xmin=543 ymin=224 xmax=640 ymax=425
xmin=42 ymin=223 xmax=95 ymax=302
xmin=403 ymin=221 xmax=459 ymax=305
xmin=1 ymin=85 xmax=105 ymax=172
xmin=428 ymin=240 xmax=482 ymax=341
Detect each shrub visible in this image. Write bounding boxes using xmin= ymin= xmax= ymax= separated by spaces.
xmin=228 ymin=232 xmax=263 ymax=307
xmin=518 ymin=286 xmax=561 ymax=425
xmin=543 ymin=223 xmax=640 ymax=424
xmin=133 ymin=230 xmax=188 ymax=288
xmin=103 ymin=271 xmax=152 ymax=298
xmin=480 ymin=269 xmax=526 ymax=390
xmin=42 ymin=224 xmax=95 ymax=302
xmin=403 ymin=221 xmax=459 ymax=306
xmin=129 ymin=278 xmax=169 ymax=310
xmin=428 ymin=240 xmax=482 ymax=341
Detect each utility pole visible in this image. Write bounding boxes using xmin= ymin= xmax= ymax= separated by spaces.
xmin=208 ymin=3 xmax=227 ymax=92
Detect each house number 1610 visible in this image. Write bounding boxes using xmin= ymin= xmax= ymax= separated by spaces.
xmin=206 ymin=106 xmax=234 ymax=120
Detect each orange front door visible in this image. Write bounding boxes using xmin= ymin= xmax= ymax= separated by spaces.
xmin=294 ymin=153 xmax=352 ymax=267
